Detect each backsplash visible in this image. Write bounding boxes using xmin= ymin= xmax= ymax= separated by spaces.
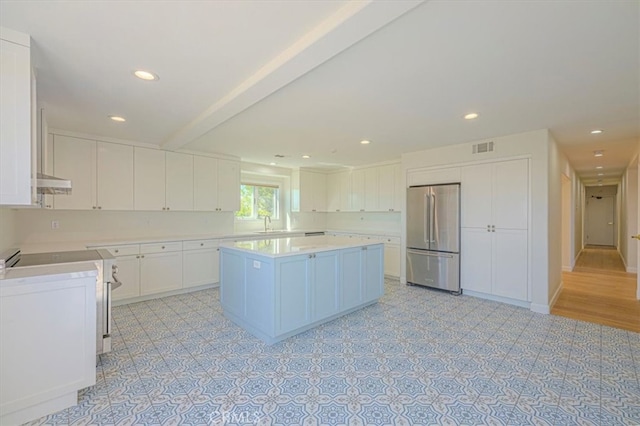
xmin=0 ymin=208 xmax=17 ymax=251
xmin=325 ymin=211 xmax=401 ymax=235
xmin=13 ymin=209 xmax=234 ymax=244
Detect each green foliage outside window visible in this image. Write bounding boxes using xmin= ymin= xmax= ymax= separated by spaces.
xmin=236 ymin=184 xmax=279 ymax=219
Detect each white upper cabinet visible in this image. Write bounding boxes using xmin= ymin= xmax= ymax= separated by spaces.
xmin=0 ymin=28 xmax=33 ymax=205
xmin=165 ymin=151 xmax=193 ymax=211
xmin=364 ymin=167 xmax=379 ymax=211
xmin=193 ymin=155 xmax=218 ymax=211
xmin=216 ymin=159 xmax=240 ymax=212
xmin=96 ymin=142 xmax=133 ymax=210
xmin=53 ymin=136 xmax=134 ymax=210
xmin=134 ymin=147 xmax=165 ymax=211
xmin=350 ymin=169 xmax=365 ymax=212
xmin=394 ymin=163 xmax=403 ymax=212
xmin=461 ymin=159 xmax=528 ymax=229
xmin=327 ymin=171 xmax=351 ymax=212
xmin=292 ymin=169 xmax=326 ymax=212
xmin=53 ymin=135 xmax=96 ymax=210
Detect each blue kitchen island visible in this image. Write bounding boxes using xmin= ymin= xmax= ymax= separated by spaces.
xmin=219 ymin=235 xmax=384 ymax=344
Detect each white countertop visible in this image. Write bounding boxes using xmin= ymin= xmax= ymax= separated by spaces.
xmin=0 ymin=263 xmax=97 ymax=285
xmin=220 ymin=235 xmax=383 ymax=258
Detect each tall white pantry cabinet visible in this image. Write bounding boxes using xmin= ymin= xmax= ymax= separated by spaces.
xmin=460 ymin=158 xmax=530 ymax=302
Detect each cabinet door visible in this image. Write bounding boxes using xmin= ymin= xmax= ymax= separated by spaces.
xmin=0 ymin=38 xmax=31 ymax=205
xmin=493 ymin=229 xmax=528 ymax=301
xmin=364 ymin=167 xmax=379 ymax=211
xmin=276 ymin=254 xmax=310 ymax=334
xmin=96 ymin=142 xmax=133 ymax=210
xmin=493 ymin=159 xmax=528 ymax=230
xmin=338 ymin=171 xmax=351 ymax=211
xmin=383 ymin=243 xmax=400 ymax=277
xmin=460 ymin=227 xmax=492 ymax=293
xmin=134 ymin=147 xmax=165 ymax=211
xmin=217 ymin=159 xmax=240 ymax=211
xmin=165 ymin=152 xmax=193 ymax=211
xmin=326 ymin=173 xmax=340 ymax=212
xmin=363 ymin=245 xmax=384 ymax=302
xmin=460 ymin=163 xmax=492 ymax=228
xmin=183 ymin=248 xmax=218 ymax=288
xmin=393 ymin=163 xmax=403 ymax=212
xmin=193 ymin=156 xmax=218 ymax=211
xmin=53 ymin=135 xmax=96 ymax=210
xmin=112 ymin=254 xmax=140 ymax=301
xmin=313 ymin=171 xmax=327 ymax=212
xmin=139 ymin=251 xmax=182 ymax=295
xmin=350 ymin=169 xmax=365 ymax=212
xmin=312 ymin=250 xmax=339 ymax=321
xmin=299 ymin=170 xmax=315 ymax=212
xmin=378 ymin=164 xmax=395 ymax=211
xmin=340 ymin=247 xmax=363 ymax=309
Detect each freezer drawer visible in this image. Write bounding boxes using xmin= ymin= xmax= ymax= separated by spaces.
xmin=406 ymin=249 xmax=460 ymax=293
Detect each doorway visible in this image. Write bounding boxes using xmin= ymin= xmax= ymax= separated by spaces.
xmin=584 ymin=186 xmax=616 ymax=246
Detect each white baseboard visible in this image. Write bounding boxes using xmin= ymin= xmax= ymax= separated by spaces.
xmin=462 ymin=289 xmax=531 ymax=309
xmin=562 ymin=266 xmax=573 ymax=272
xmin=530 ymin=303 xmax=550 ymax=314
xmin=627 ymin=266 xmax=638 ymax=273
xmin=549 ymin=281 xmax=563 ymax=310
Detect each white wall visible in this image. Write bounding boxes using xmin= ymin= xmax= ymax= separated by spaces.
xmin=14 ymin=209 xmax=234 ymax=245
xmin=0 ymin=208 xmax=17 ymax=251
xmin=548 ymin=133 xmax=571 ymax=308
xmin=561 ymin=175 xmax=571 ymax=271
xmin=573 ymin=178 xmax=584 ymax=262
xmin=401 ymin=128 xmax=564 ymax=313
xmin=620 ymin=154 xmax=638 ymax=272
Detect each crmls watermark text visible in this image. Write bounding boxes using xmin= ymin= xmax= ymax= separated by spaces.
xmin=209 ymin=410 xmax=262 ymax=425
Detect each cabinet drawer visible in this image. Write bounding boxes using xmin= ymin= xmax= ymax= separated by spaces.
xmin=140 ymin=241 xmax=183 ymax=254
xmin=98 ymin=244 xmax=140 ymax=256
xmin=183 ymin=239 xmax=219 ymax=251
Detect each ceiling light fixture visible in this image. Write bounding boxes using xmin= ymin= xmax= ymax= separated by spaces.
xmin=134 ymin=70 xmax=159 ymax=81
xmin=109 ymin=115 xmax=126 ymax=122
xmin=590 ymin=129 xmax=603 ymax=134
xmin=302 ymin=155 xmax=310 ymax=159
xmin=597 ymin=173 xmax=604 ymax=176
xmin=596 ymin=166 xmax=603 ymax=169
xmin=464 ymin=113 xmax=479 ymax=120
xmin=360 ymin=140 xmax=371 ymax=145
xmin=269 ymin=162 xmax=276 ymax=166
xmin=593 ymin=150 xmax=603 ymax=157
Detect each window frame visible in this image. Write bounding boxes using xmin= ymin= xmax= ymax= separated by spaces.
xmin=235 ymin=182 xmax=280 ymax=220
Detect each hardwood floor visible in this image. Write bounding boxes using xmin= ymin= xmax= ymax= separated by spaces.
xmin=552 ymin=246 xmax=640 ymax=333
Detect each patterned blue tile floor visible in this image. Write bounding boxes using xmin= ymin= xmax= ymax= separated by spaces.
xmin=26 ymin=278 xmax=640 ymax=425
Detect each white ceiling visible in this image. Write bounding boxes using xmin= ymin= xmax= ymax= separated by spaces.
xmin=2 ymin=0 xmax=638 ymax=186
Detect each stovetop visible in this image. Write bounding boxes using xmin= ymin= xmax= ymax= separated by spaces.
xmin=12 ymin=250 xmax=104 ymax=268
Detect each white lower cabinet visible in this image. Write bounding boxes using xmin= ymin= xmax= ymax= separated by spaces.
xmin=383 ymin=240 xmax=400 ymax=277
xmin=183 ymin=239 xmax=220 ymax=288
xmin=112 ymin=254 xmax=141 ymax=301
xmin=140 ymin=242 xmax=183 ymax=295
xmin=0 ymin=270 xmax=96 ymax=425
xmin=461 ymin=227 xmax=528 ymax=301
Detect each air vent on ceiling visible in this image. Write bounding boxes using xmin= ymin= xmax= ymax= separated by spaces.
xmin=274 ymin=154 xmax=285 ymax=158
xmin=472 ymin=141 xmax=494 ymax=154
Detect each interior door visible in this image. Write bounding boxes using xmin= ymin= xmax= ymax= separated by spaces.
xmin=585 ymin=195 xmax=615 ymax=246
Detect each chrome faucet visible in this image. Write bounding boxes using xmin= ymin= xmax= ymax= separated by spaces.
xmin=263 ymin=215 xmax=271 ymax=232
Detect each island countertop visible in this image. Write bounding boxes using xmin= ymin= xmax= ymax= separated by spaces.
xmin=219 ymin=235 xmax=383 ymax=257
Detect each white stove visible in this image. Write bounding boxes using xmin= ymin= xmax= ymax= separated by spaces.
xmin=0 ymin=248 xmax=122 ymax=355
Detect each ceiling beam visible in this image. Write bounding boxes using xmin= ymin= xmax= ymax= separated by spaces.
xmin=161 ymin=0 xmax=424 ymax=151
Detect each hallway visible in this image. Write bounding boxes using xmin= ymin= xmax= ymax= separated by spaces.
xmin=552 ymin=246 xmax=640 ymax=332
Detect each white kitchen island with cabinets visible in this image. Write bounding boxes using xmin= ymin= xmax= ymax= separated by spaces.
xmin=220 ymin=236 xmax=384 ymax=344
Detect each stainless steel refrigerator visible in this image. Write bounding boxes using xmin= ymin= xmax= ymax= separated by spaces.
xmin=406 ymin=183 xmax=460 ymax=294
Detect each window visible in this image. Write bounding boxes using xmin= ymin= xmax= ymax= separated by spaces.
xmin=236 ymin=184 xmax=279 ymax=219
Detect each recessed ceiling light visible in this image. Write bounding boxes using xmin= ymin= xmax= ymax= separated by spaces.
xmin=590 ymin=129 xmax=603 ymax=134
xmin=596 ymin=166 xmax=603 ymax=169
xmin=360 ymin=140 xmax=371 ymax=145
xmin=134 ymin=70 xmax=159 ymax=81
xmin=597 ymin=173 xmax=604 ymax=176
xmin=269 ymin=162 xmax=276 ymax=166
xmin=302 ymin=155 xmax=310 ymax=159
xmin=598 ymin=183 xmax=603 ymax=186
xmin=464 ymin=113 xmax=479 ymax=120
xmin=109 ymin=115 xmax=126 ymax=122
xmin=593 ymin=150 xmax=603 ymax=157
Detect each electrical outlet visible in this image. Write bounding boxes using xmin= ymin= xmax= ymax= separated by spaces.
xmin=51 ymin=220 xmax=59 ymax=229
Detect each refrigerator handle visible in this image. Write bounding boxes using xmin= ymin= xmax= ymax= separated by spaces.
xmin=424 ymin=193 xmax=429 ymax=244
xmin=430 ymin=193 xmax=436 ymax=244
